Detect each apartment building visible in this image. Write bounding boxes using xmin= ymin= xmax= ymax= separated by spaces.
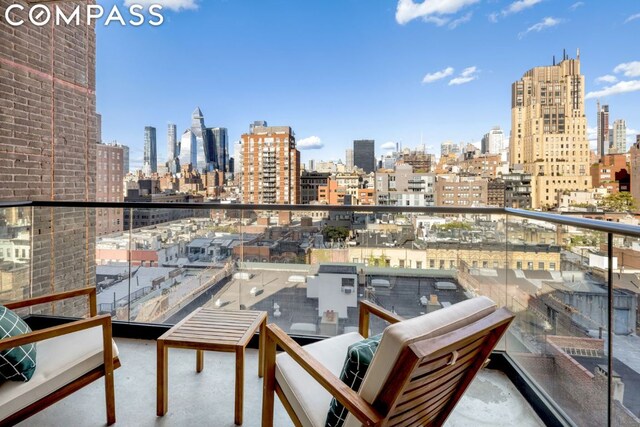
xmin=300 ymin=171 xmax=330 ymax=204
xmin=96 ymin=143 xmax=125 ymax=236
xmin=375 ymin=164 xmax=436 ymax=207
xmin=510 ymin=52 xmax=591 ymax=208
xmin=241 ymin=124 xmax=300 ymax=204
xmin=435 ymin=177 xmax=488 ymax=207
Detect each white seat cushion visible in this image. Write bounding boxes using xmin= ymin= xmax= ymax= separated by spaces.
xmin=344 ymin=296 xmax=497 ymax=427
xmin=0 ymin=326 xmax=119 ymax=421
xmin=276 ymin=332 xmax=363 ymax=427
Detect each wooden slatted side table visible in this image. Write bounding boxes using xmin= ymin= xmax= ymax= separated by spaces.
xmin=156 ymin=308 xmax=268 ymax=425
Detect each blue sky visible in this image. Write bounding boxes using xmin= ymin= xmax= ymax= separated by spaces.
xmin=97 ymin=0 xmax=640 ymax=170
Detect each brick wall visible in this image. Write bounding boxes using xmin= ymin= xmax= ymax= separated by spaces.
xmin=0 ymin=1 xmax=96 ymax=316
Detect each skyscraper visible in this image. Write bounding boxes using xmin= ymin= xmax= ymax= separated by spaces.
xmin=144 ymin=126 xmax=158 ymax=174
xmin=210 ymin=127 xmax=229 ymax=172
xmin=179 ymin=129 xmax=197 ymax=170
xmin=167 ymin=123 xmax=178 ymax=174
xmin=353 ymin=140 xmax=375 ymax=173
xmin=241 ymin=123 xmax=300 ymax=204
xmin=233 ymin=140 xmax=243 ymax=178
xmin=481 ymin=127 xmax=505 ymax=155
xmin=509 ymin=51 xmax=591 ymax=208
xmin=346 ymin=149 xmax=354 ymax=171
xmin=597 ymin=102 xmax=610 ymax=157
xmin=191 ymin=107 xmax=211 ymax=172
xmin=96 ymin=113 xmax=102 ymax=143
xmin=612 ymin=119 xmax=627 ymax=154
xmin=121 ymin=144 xmax=130 ymax=174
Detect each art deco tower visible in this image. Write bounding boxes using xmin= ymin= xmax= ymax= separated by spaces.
xmin=509 ymin=51 xmax=591 ymax=208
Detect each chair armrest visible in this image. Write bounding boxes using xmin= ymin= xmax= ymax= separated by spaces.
xmin=267 ymin=323 xmax=383 ymax=427
xmin=0 ymin=314 xmax=112 ymax=353
xmin=358 ymin=300 xmax=404 ymax=338
xmin=3 ymin=287 xmax=97 ymax=317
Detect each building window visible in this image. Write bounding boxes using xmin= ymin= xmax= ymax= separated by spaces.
xmin=527 ymin=262 xmax=534 ymax=270
xmin=538 ymin=262 xmax=545 ymax=270
xmin=550 ymin=262 xmax=556 ymax=271
xmin=516 ymin=261 xmax=522 ymax=269
xmin=430 ymin=260 xmax=435 ymax=268
xmin=416 ymin=261 xmax=422 ymax=269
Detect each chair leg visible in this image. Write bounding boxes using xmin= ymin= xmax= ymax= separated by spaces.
xmin=105 ymin=363 xmax=116 ymax=425
xmin=261 ymin=331 xmax=277 ymax=426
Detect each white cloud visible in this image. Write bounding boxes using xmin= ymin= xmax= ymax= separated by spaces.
xmin=585 ymin=80 xmax=640 ymax=99
xmin=448 ymin=66 xmax=479 ymax=85
xmin=570 ymin=2 xmax=584 ymax=11
xmin=625 ymin=13 xmax=640 ymax=24
xmin=424 ymin=15 xmax=450 ymax=26
xmin=596 ymin=75 xmax=618 ymax=84
xmin=381 ymin=142 xmax=397 ymax=150
xmin=448 ymin=12 xmax=472 ymax=29
xmin=614 ymin=61 xmax=640 ymax=78
xmin=518 ymin=17 xmax=563 ymax=38
xmin=490 ymin=0 xmax=542 ymax=22
xmin=395 ymin=0 xmax=479 ymax=25
xmin=422 ymin=66 xmax=455 ymax=84
xmin=297 ymin=136 xmax=324 ymax=150
xmin=124 ymin=0 xmax=198 ymax=12
xmin=504 ymin=0 xmax=543 ymax=15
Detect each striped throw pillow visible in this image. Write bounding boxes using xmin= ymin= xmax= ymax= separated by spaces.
xmin=325 ymin=334 xmax=382 ymax=427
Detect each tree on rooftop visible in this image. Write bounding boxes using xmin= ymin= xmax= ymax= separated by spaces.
xmin=599 ymin=192 xmax=638 ymax=213
xmin=323 ymin=226 xmax=349 ymax=242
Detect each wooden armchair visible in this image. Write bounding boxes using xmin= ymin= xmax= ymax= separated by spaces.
xmin=0 ymin=287 xmax=120 ymax=426
xmin=262 ymin=297 xmax=514 ymax=427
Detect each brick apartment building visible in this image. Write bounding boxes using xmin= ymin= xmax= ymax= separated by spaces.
xmin=241 ymin=123 xmax=300 ymax=204
xmin=300 ymin=171 xmax=330 ymax=204
xmin=435 ymin=177 xmax=488 ymax=207
xmin=96 ymin=142 xmax=124 ymax=236
xmin=590 ymin=153 xmax=630 ymax=193
xmin=0 ymin=2 xmax=96 ymax=312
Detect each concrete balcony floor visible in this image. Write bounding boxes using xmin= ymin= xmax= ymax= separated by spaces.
xmin=19 ymin=338 xmax=544 ymax=427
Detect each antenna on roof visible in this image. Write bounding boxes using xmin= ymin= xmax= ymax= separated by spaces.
xmin=577 ymin=48 xmax=580 ymax=60
xmin=553 ymin=55 xmax=556 ymax=66
xmin=563 ymin=48 xmax=566 ymax=60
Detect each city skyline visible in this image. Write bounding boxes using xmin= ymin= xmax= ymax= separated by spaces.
xmin=97 ymin=1 xmax=639 ymax=170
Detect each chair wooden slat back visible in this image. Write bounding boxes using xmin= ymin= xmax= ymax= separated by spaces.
xmin=373 ymin=307 xmax=514 ymax=427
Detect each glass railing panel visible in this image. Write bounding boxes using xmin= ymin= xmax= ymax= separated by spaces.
xmin=0 ymin=205 xmax=32 ymax=304
xmin=8 ymin=206 xmax=94 ymax=317
xmin=95 ymin=206 xmax=131 ymax=321
xmin=101 ymin=207 xmax=227 ymax=324
xmin=505 ymin=215 xmax=609 ymax=426
xmin=611 ymin=233 xmax=640 ymax=426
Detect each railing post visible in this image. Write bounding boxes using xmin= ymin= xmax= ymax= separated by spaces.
xmin=607 ymin=232 xmax=613 ymax=427
xmin=128 ymin=207 xmax=133 ymax=323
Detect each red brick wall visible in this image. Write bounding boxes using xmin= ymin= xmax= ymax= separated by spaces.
xmin=0 ymin=1 xmax=96 ymax=315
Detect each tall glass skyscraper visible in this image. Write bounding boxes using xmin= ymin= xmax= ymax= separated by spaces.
xmin=191 ymin=107 xmax=211 ymax=172
xmin=144 ymin=126 xmax=157 ymax=173
xmin=179 ymin=129 xmax=197 ymax=170
xmin=353 ymin=139 xmax=375 ymax=173
xmin=211 ymin=127 xmax=228 ymax=172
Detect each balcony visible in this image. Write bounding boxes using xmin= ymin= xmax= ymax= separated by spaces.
xmin=1 ymin=201 xmax=639 ymax=426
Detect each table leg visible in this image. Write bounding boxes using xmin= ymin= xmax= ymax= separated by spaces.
xmin=258 ymin=319 xmax=266 ymax=378
xmin=235 ymin=346 xmax=245 ymax=425
xmin=196 ymin=349 xmax=204 ymax=373
xmin=157 ymin=340 xmax=168 ymax=416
